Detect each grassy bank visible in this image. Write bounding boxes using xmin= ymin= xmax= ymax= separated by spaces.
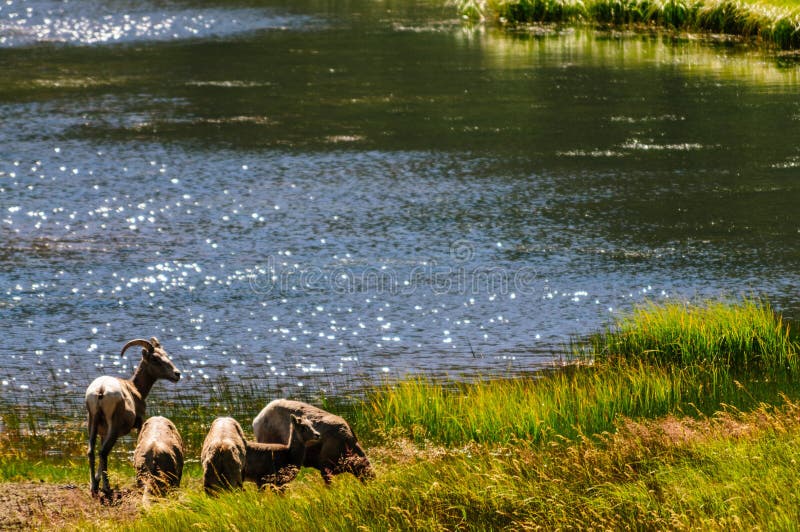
xmin=3 ymin=298 xmax=800 ymax=529
xmin=131 ymin=402 xmax=800 ymax=530
xmin=355 ymin=299 xmax=800 ymax=446
xmin=459 ymin=0 xmax=800 ymax=49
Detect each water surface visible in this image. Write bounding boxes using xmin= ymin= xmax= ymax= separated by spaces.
xmin=2 ymin=0 xmax=800 ymax=404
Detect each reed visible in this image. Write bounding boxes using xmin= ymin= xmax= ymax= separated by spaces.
xmin=458 ymin=0 xmax=800 ymax=49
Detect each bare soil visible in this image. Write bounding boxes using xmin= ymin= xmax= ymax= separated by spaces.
xmin=0 ymin=482 xmax=140 ymax=531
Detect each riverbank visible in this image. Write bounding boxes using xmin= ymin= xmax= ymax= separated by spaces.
xmin=2 ymin=299 xmax=800 ymax=529
xmin=460 ymin=0 xmax=800 ymax=49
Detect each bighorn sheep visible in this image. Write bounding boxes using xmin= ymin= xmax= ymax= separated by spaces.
xmin=244 ymin=414 xmax=321 ymax=489
xmin=133 ymin=416 xmax=184 ymax=499
xmin=201 ymin=417 xmax=247 ymax=494
xmin=85 ymin=337 xmax=181 ymax=498
xmin=253 ymin=399 xmax=373 ymax=483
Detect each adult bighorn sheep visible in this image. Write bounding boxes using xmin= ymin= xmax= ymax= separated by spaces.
xmin=134 ymin=416 xmax=184 ymax=499
xmin=201 ymin=417 xmax=247 ymax=494
xmin=244 ymin=414 xmax=321 ymax=489
xmin=85 ymin=337 xmax=181 ymax=498
xmin=253 ymin=399 xmax=373 ymax=483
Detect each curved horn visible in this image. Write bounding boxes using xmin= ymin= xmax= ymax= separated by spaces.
xmin=120 ymin=338 xmax=154 ymax=357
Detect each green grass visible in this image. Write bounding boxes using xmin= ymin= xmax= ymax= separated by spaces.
xmin=355 ymin=365 xmax=717 ymax=446
xmin=354 ymin=299 xmax=800 ymax=446
xmin=354 ymin=363 xmax=800 ymax=447
xmin=586 ymin=298 xmax=800 ymax=374
xmin=458 ymin=0 xmax=800 ymax=49
xmin=5 ymin=297 xmax=800 ymax=529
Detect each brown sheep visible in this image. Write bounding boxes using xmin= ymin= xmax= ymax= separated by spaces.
xmin=133 ymin=416 xmax=184 ymax=499
xmin=201 ymin=417 xmax=246 ymax=494
xmin=85 ymin=337 xmax=181 ymax=498
xmin=252 ymin=399 xmax=373 ymax=483
xmin=243 ymin=414 xmax=321 ymax=489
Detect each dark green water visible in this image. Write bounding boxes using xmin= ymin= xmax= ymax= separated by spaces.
xmin=2 ymin=0 xmax=800 ymax=401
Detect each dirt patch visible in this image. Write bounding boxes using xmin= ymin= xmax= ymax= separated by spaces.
xmin=0 ymin=482 xmax=140 ymax=530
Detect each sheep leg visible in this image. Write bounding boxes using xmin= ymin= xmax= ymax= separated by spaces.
xmin=87 ymin=415 xmax=100 ymax=496
xmin=98 ymin=429 xmax=120 ymax=498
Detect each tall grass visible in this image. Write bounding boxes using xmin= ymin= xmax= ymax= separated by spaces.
xmin=352 ymin=299 xmax=800 ymax=447
xmin=586 ymin=299 xmax=800 ymax=376
xmin=458 ymin=0 xmax=800 ymax=49
xmin=353 ymin=361 xmax=800 ymax=447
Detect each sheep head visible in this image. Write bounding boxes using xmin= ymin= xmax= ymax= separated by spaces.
xmin=121 ymin=337 xmax=181 ymax=383
xmin=290 ymin=414 xmax=321 ymax=446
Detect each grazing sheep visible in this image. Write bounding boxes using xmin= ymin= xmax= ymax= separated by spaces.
xmin=133 ymin=416 xmax=184 ymax=499
xmin=201 ymin=417 xmax=247 ymax=494
xmin=85 ymin=337 xmax=181 ymax=498
xmin=253 ymin=399 xmax=373 ymax=483
xmin=243 ymin=414 xmax=321 ymax=489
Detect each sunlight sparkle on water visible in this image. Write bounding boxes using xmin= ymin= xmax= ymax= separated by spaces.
xmin=2 ymin=18 xmax=794 ymax=404
xmin=0 ymin=2 xmax=316 ymax=47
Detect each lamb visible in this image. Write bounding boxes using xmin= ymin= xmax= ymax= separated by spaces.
xmin=85 ymin=337 xmax=181 ymax=498
xmin=133 ymin=416 xmax=184 ymax=499
xmin=253 ymin=399 xmax=374 ymax=483
xmin=243 ymin=414 xmax=321 ymax=489
xmin=201 ymin=417 xmax=247 ymax=494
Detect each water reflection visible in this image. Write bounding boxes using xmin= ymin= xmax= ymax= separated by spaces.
xmin=472 ymin=28 xmax=800 ymax=86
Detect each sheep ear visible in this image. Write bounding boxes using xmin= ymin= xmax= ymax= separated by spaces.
xmin=142 ymin=348 xmax=152 ymax=360
xmin=290 ymin=414 xmax=300 ymax=424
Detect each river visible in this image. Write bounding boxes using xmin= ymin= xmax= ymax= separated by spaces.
xmin=2 ymin=0 xmax=800 ymax=403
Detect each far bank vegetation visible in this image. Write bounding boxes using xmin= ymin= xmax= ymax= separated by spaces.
xmin=458 ymin=0 xmax=800 ymax=49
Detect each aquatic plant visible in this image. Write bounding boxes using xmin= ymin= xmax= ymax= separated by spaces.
xmin=3 ymin=299 xmax=798 ymax=466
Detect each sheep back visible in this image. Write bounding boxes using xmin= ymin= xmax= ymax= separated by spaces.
xmin=252 ymin=399 xmax=372 ymax=481
xmin=85 ymin=375 xmax=143 ymax=437
xmin=134 ymin=416 xmax=184 ymax=495
xmin=201 ymin=417 xmax=246 ymax=493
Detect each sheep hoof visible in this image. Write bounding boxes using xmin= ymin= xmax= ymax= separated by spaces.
xmin=98 ymin=488 xmax=119 ymax=506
